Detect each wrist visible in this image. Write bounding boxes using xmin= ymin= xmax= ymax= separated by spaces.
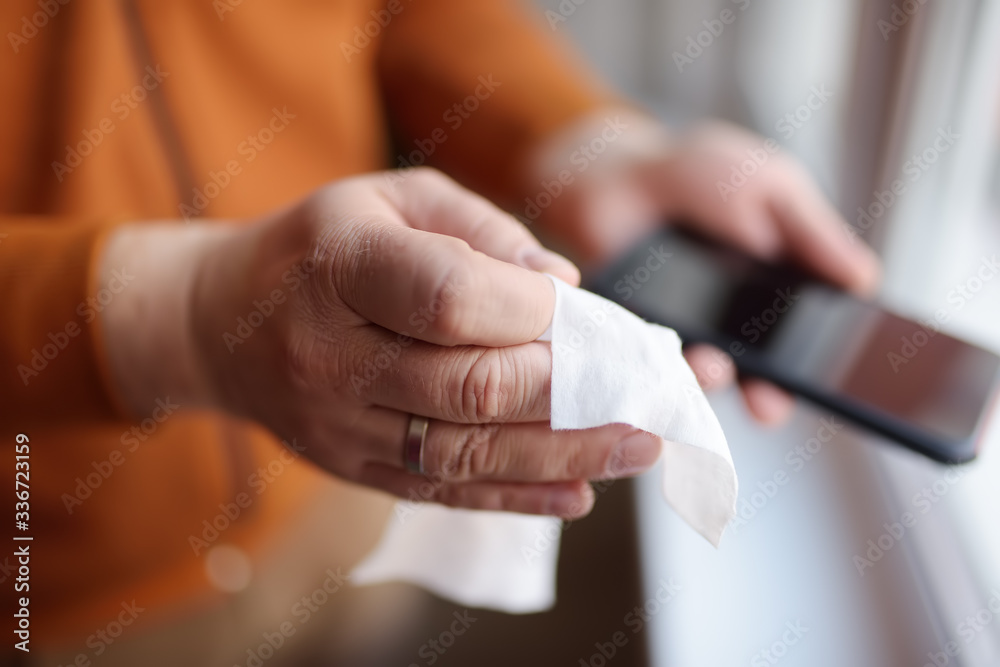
xmin=525 ymin=106 xmax=673 ymax=187
xmin=519 ymin=107 xmax=674 ymax=266
xmin=97 ymin=222 xmax=240 ymax=417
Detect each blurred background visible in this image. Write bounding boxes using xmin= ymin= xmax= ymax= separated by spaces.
xmin=392 ymin=0 xmax=1000 ymax=665
xmin=20 ymin=1 xmax=999 ymax=665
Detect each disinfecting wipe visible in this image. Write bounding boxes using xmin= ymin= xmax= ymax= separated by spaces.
xmin=353 ymin=275 xmax=737 ymax=612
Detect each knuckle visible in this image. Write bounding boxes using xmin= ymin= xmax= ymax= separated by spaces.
xmin=328 ymin=218 xmax=391 ymax=302
xmin=431 ymin=424 xmax=502 ymax=482
xmin=562 ymin=437 xmax=606 ymax=480
xmin=405 ymin=166 xmax=450 ymax=188
xmin=284 ymin=335 xmax=315 ymax=390
xmin=598 ymin=438 xmax=624 ymax=478
xmin=424 ymin=255 xmax=476 ymax=342
xmin=459 ymin=349 xmax=512 ymax=422
xmin=284 ymin=329 xmax=335 ymax=391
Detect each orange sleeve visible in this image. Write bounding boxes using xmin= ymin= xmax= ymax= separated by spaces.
xmin=377 ymin=0 xmax=617 ymax=207
xmin=0 ymin=219 xmax=125 ymax=427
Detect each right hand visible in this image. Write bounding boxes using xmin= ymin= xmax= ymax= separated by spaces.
xmin=99 ymin=169 xmax=663 ymax=518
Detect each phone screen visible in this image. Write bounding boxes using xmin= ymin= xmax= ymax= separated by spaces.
xmin=595 ymin=228 xmax=1000 ymax=461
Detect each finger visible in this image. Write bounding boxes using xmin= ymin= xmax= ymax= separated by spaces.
xmin=359 ymin=467 xmax=596 ymax=518
xmin=768 ymin=178 xmax=881 ymax=297
xmin=345 ymin=406 xmax=661 ymax=482
xmin=419 ymin=421 xmax=662 ymax=482
xmin=349 ymin=329 xmax=553 ymax=423
xmin=683 ymin=344 xmax=737 ymax=392
xmin=335 ymin=219 xmax=556 ymax=347
xmin=674 ymin=200 xmax=785 ymax=263
xmin=739 ymin=378 xmax=795 ymax=425
xmin=383 ymin=168 xmax=581 ymax=286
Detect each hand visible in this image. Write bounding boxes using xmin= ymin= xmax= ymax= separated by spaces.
xmin=526 ymin=111 xmax=880 ymax=424
xmin=97 ymin=168 xmax=663 ymax=518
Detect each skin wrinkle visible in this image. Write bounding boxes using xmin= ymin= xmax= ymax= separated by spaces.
xmin=426 ymin=255 xmax=476 ymax=344
xmin=98 ymin=170 xmax=630 ymax=520
xmin=284 ymin=326 xmax=332 ymax=392
xmin=445 ymin=422 xmax=490 ymax=480
xmin=509 ymin=342 xmax=537 ymax=422
xmin=330 ymin=217 xmax=386 ymax=313
xmin=81 ymin=82 xmax=885 ymax=517
xmin=461 ymin=346 xmax=504 ymax=423
xmin=561 ymin=435 xmax=595 ymax=480
xmin=494 ymin=346 xmax=525 ymax=421
xmin=434 ymin=344 xmax=541 ymax=479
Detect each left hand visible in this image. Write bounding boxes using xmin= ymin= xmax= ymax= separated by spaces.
xmin=523 ymin=110 xmax=880 ymax=425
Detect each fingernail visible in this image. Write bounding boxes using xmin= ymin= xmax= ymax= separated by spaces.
xmin=607 ymin=431 xmax=662 ymax=478
xmin=520 ymin=247 xmax=579 ymax=279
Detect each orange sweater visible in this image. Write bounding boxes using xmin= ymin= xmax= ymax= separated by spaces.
xmin=0 ymin=0 xmax=607 ymax=646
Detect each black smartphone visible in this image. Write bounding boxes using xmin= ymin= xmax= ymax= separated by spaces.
xmin=588 ymin=227 xmax=1000 ymax=463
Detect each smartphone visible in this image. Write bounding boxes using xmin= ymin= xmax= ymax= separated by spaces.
xmin=589 ymin=227 xmax=1000 ymax=463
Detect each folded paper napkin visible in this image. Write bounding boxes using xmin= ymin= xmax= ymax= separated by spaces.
xmin=352 ymin=275 xmax=737 ymax=613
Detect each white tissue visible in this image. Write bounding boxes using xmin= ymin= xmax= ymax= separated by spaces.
xmin=351 ymin=507 xmax=561 ymax=613
xmin=352 ymin=275 xmax=737 ymax=612
xmin=540 ymin=275 xmax=737 ymax=545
